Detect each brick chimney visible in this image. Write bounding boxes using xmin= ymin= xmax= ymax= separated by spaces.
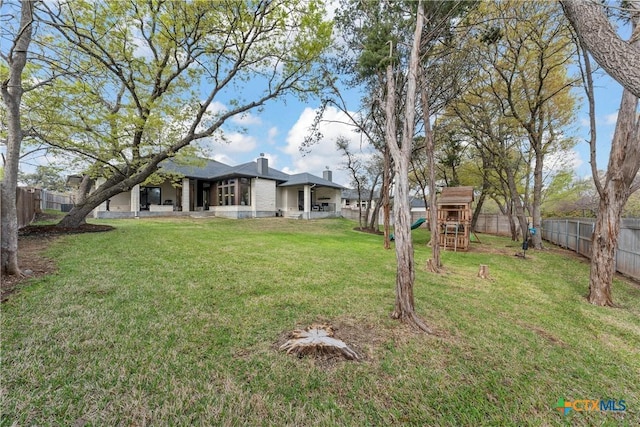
xmin=257 ymin=153 xmax=268 ymax=175
xmin=323 ymin=167 xmax=332 ymax=182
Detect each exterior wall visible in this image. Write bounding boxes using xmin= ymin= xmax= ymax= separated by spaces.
xmin=278 ymin=186 xmax=342 ymax=219
xmin=252 ymin=178 xmax=276 ymax=216
xmin=107 ymin=191 xmax=132 ymax=212
xmin=94 ymin=181 xmax=180 ymax=214
xmin=157 ymin=181 xmax=179 ymax=207
xmin=212 ymin=205 xmax=254 ymax=219
xmin=315 ymin=187 xmax=341 ymax=214
xmin=86 ymin=175 xmax=342 ymax=220
xmin=279 ymin=187 xmax=299 ymax=212
xmin=95 ymin=210 xmax=213 ymax=219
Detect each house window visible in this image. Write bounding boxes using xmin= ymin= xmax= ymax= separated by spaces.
xmin=239 ymin=178 xmax=250 ymax=205
xmin=140 ymin=186 xmax=161 ymax=210
xmin=216 ymin=178 xmax=251 ymax=206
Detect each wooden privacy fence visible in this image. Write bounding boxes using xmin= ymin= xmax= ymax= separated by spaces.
xmin=0 ymin=183 xmax=72 ymax=229
xmin=0 ymin=183 xmax=40 ymax=229
xmin=542 ymin=218 xmax=640 ymax=282
xmin=473 ymin=213 xmax=514 ymax=235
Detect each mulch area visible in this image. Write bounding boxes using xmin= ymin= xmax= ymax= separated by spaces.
xmin=1 ymin=218 xmax=114 ymax=302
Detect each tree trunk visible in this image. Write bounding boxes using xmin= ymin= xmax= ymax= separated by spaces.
xmin=530 ymin=149 xmax=544 ymax=249
xmin=385 ymin=0 xmax=430 ymax=333
xmin=420 ymin=74 xmax=440 ymax=271
xmin=471 ymin=178 xmax=489 ymax=232
xmin=1 ymin=0 xmax=34 ymax=275
xmin=506 ymin=169 xmax=529 ymax=241
xmin=57 ymin=173 xmax=140 ymax=227
xmin=585 ymin=6 xmax=640 ymax=306
xmin=382 ymin=146 xmax=392 ymax=250
xmin=588 ymin=89 xmax=639 ymax=306
xmin=588 ymin=196 xmax=624 ymax=306
xmin=369 ymin=198 xmax=381 ymax=231
xmin=477 ymin=264 xmax=489 ymax=279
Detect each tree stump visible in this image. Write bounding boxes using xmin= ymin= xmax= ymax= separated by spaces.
xmin=280 ymin=324 xmax=359 ymax=360
xmin=477 ymin=264 xmax=489 ymax=279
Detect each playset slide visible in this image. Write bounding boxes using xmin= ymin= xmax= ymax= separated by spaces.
xmin=390 ymin=218 xmax=426 ymax=241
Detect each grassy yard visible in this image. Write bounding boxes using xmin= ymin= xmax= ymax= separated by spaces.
xmin=1 ymin=217 xmax=639 ymax=426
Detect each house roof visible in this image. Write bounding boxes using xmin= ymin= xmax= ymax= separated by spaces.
xmin=341 ymin=189 xmax=380 ymax=200
xmin=159 ymin=157 xmax=342 ymax=188
xmin=229 ymin=161 xmax=290 ymax=182
xmin=438 ymin=186 xmax=474 ymax=205
xmin=159 ymin=158 xmax=233 ymax=179
xmin=279 ymin=173 xmax=344 ymax=189
xmin=410 ymin=198 xmax=428 ymax=208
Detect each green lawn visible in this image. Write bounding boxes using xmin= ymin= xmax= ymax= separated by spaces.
xmin=2 ymin=217 xmax=639 ymax=426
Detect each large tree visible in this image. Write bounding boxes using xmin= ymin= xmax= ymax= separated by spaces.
xmin=1 ymin=0 xmax=34 ymax=275
xmin=34 ymin=0 xmax=331 ymax=228
xmin=562 ymin=0 xmax=640 ymax=98
xmin=564 ymin=1 xmax=640 ymax=306
xmin=384 ymin=0 xmax=429 ymax=331
xmin=476 ymin=1 xmax=578 ymax=249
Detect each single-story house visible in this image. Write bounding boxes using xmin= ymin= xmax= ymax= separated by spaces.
xmin=77 ymin=155 xmax=344 ymax=220
xmin=341 ymin=189 xmax=380 ymax=210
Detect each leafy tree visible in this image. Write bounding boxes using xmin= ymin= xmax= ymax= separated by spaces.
xmin=623 ymin=191 xmax=640 ymax=217
xmin=443 ymin=73 xmax=531 ymax=241
xmin=472 ymin=1 xmax=578 ymax=248
xmin=328 ymin=0 xmax=409 ymax=249
xmin=336 ymin=137 xmax=368 ymax=230
xmin=566 ymin=1 xmax=640 ymax=306
xmin=1 ymin=0 xmax=34 ymax=275
xmin=540 ymin=171 xmax=593 ymax=217
xmin=442 ymin=1 xmax=578 ymax=244
xmin=34 ymin=0 xmax=332 ymax=228
xmin=18 ymin=165 xmax=67 ymax=192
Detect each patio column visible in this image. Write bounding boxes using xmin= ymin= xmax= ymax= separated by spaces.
xmin=182 ymin=178 xmax=190 ymax=212
xmin=304 ymin=184 xmax=311 ymax=219
xmin=131 ymin=184 xmax=140 ymax=215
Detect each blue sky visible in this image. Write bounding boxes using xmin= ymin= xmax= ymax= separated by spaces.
xmin=198 ymin=69 xmax=626 ymax=188
xmin=9 ymin=61 xmax=625 ymax=189
xmin=6 ymin=9 xmax=630 ymax=190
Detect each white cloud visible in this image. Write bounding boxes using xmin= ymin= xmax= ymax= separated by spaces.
xmin=282 ymin=106 xmax=369 ymax=186
xmin=267 ymin=127 xmax=278 ymax=145
xmin=603 ymin=112 xmax=618 ymax=125
xmin=232 ymin=112 xmax=262 ymax=126
xmin=545 ymin=148 xmax=583 ymax=174
xmin=215 ymin=132 xmax=257 ymax=153
xmin=211 ymin=153 xmax=236 ymax=165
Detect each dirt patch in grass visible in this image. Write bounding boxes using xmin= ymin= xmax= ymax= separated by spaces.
xmin=1 ymin=222 xmax=114 ymax=302
xmin=519 ymin=323 xmax=567 ymax=347
xmin=1 ymin=236 xmax=57 ymax=302
xmin=19 ymin=222 xmax=115 ymax=236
